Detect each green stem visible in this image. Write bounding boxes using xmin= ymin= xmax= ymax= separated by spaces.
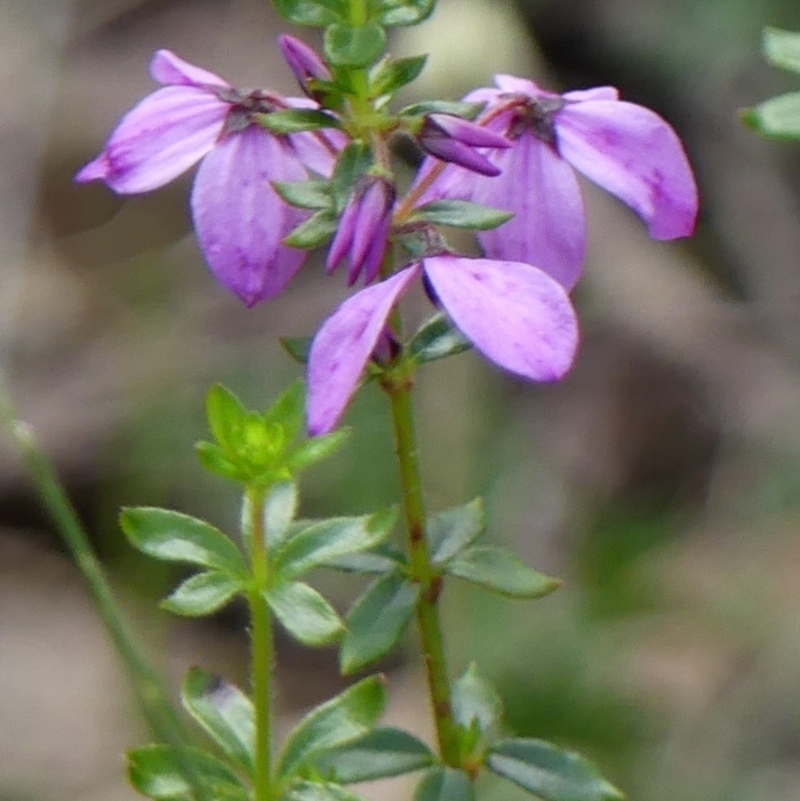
xmin=385 ymin=373 xmax=462 ymax=766
xmin=246 ymin=487 xmax=274 ymax=801
xmin=0 ymin=375 xmax=207 ymax=795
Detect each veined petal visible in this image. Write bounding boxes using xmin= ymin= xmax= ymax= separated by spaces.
xmin=424 ymin=256 xmax=578 ymax=382
xmin=76 ymin=86 xmax=228 ymax=193
xmin=149 ymin=49 xmax=228 ymax=88
xmin=562 ymin=86 xmax=620 ymax=103
xmin=472 ymin=131 xmax=586 ymax=290
xmin=191 ymin=125 xmax=308 ymax=306
xmin=556 ymin=100 xmax=698 ymax=239
xmin=307 ymin=267 xmax=420 ymax=435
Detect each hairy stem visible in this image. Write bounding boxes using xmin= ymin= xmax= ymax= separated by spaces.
xmin=0 ymin=376 xmax=208 ymax=795
xmin=246 ymin=487 xmax=274 ymax=801
xmin=385 ymin=373 xmax=461 ymax=766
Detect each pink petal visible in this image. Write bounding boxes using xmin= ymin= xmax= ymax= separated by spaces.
xmin=77 ymin=86 xmax=228 ymax=193
xmin=284 ymin=97 xmax=346 ymax=176
xmin=562 ymin=87 xmax=619 ymax=103
xmin=472 ymin=132 xmax=586 ymax=290
xmin=494 ymin=74 xmax=554 ymax=98
xmin=149 ymin=49 xmax=228 ymax=88
xmin=191 ymin=125 xmax=308 ymax=306
xmin=424 ymin=256 xmax=578 ymax=382
xmin=307 ymin=267 xmax=420 ymax=435
xmin=556 ymin=100 xmax=698 ymax=239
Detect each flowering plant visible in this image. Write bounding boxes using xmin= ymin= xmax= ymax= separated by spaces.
xmin=7 ymin=2 xmax=698 ymax=801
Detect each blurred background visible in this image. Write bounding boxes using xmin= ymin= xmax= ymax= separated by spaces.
xmin=3 ymin=0 xmax=800 ymax=799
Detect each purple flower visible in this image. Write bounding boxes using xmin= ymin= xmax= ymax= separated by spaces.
xmin=307 ymin=254 xmax=578 ymax=434
xmin=419 ymin=76 xmax=698 ymax=290
xmin=418 ymin=114 xmax=511 ymax=176
xmin=327 ymin=176 xmax=396 ymax=285
xmin=76 ymin=49 xmax=344 ymax=306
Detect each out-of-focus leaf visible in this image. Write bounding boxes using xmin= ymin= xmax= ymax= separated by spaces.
xmin=161 ymin=571 xmax=244 ymax=617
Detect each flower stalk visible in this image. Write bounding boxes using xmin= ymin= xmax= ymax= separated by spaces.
xmin=383 ymin=365 xmax=462 ymax=767
xmin=246 ymin=485 xmax=274 ymax=801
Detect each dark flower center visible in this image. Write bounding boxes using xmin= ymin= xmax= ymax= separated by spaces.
xmin=210 ymin=86 xmax=286 ymax=135
xmin=503 ymin=94 xmax=565 ymax=147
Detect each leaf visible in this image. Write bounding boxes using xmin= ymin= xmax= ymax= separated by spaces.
xmin=161 ymin=571 xmax=244 ymax=617
xmin=273 ymin=180 xmax=332 ymax=211
xmin=399 ymin=100 xmax=485 ymax=120
xmin=311 ymin=727 xmax=435 ymax=782
xmin=127 ymin=744 xmax=248 ymax=801
xmin=452 ymin=663 xmax=503 ymax=741
xmin=263 ymin=379 xmax=306 ymax=443
xmin=487 ymin=739 xmax=624 ymax=801
xmin=742 ymin=92 xmax=800 ymax=139
xmin=264 ymin=482 xmax=299 ymax=547
xmin=259 ymin=109 xmax=343 ymax=134
xmin=331 ymin=143 xmax=374 ymax=208
xmin=414 ymin=767 xmax=474 ymax=801
xmin=278 ymin=675 xmax=387 ymax=777
xmin=267 ymin=581 xmax=344 ymax=646
xmin=763 ymin=26 xmax=800 ymax=73
xmin=427 ymin=498 xmax=485 ymax=564
xmin=281 ymin=336 xmax=314 ymax=365
xmin=414 ymin=200 xmax=513 ymax=231
xmin=206 ymin=384 xmax=248 ymax=452
xmin=445 ymin=547 xmax=561 ymax=599
xmin=182 ymin=668 xmax=256 ymax=776
xmin=378 ymin=0 xmax=437 ymax=26
xmin=324 ymin=542 xmax=406 ymax=574
xmin=324 ymin=23 xmax=387 ymax=68
xmin=284 ymin=782 xmax=368 ymax=801
xmin=274 ymin=508 xmax=397 ymax=579
xmin=371 ymin=55 xmax=428 ymax=97
xmin=409 ymin=313 xmax=472 ymax=365
xmin=196 ymin=441 xmax=248 ymax=482
xmin=284 ymin=211 xmax=339 ymax=249
xmin=120 ymin=508 xmax=247 ymax=577
xmin=273 ymin=0 xmax=344 ymax=26
xmin=340 ymin=570 xmax=419 ymax=674
xmin=286 ymin=429 xmax=351 ymax=472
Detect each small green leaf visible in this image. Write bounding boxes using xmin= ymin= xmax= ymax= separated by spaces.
xmin=742 ymin=92 xmax=800 ymax=139
xmin=487 ymin=739 xmax=624 ymax=801
xmin=452 ymin=663 xmax=503 ymax=742
xmin=287 ymin=429 xmax=351 ymax=472
xmin=182 ymin=668 xmax=256 ymax=776
xmin=127 ymin=744 xmax=248 ymax=801
xmin=414 ymin=767 xmax=474 ymax=801
xmin=267 ymin=581 xmax=344 ymax=646
xmin=371 ymin=55 xmax=428 ymax=96
xmin=378 ymin=0 xmax=436 ymax=26
xmin=273 ymin=0 xmax=344 ymax=26
xmin=324 ymin=542 xmax=406 ymax=574
xmin=121 ymin=508 xmax=247 ymax=577
xmin=161 ymin=571 xmax=244 ymax=617
xmin=428 ymin=498 xmax=485 ymax=564
xmin=278 ymin=675 xmax=387 ymax=777
xmin=445 ymin=546 xmax=561 ymax=599
xmin=324 ymin=23 xmax=386 ymax=67
xmin=311 ymin=727 xmax=435 ymax=782
xmin=281 ymin=336 xmax=314 ymax=365
xmin=284 ymin=211 xmax=339 ymax=249
xmin=764 ymin=26 xmax=800 ymax=73
xmin=331 ymin=143 xmax=374 ymax=208
xmin=206 ymin=384 xmax=248 ymax=452
xmin=408 ymin=313 xmax=471 ymax=365
xmin=400 ymin=100 xmax=484 ymax=120
xmin=284 ymin=782 xmax=367 ymax=801
xmin=275 ymin=508 xmax=397 ymax=579
xmin=264 ymin=481 xmax=299 ymax=547
xmin=258 ymin=109 xmax=342 ymax=134
xmin=414 ymin=199 xmax=513 ymax=230
xmin=263 ymin=379 xmax=306 ymax=443
xmin=340 ymin=570 xmax=419 ymax=674
xmin=273 ymin=180 xmax=332 ymax=210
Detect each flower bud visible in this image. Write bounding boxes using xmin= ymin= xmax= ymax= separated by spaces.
xmin=278 ymin=34 xmax=332 ymax=100
xmin=418 ymin=114 xmax=511 ymax=176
